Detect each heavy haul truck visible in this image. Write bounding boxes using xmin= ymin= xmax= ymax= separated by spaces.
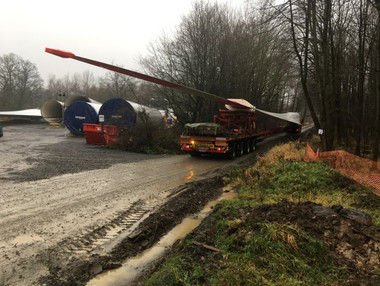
xmin=180 ymin=107 xmax=301 ymax=159
xmin=45 ymin=48 xmax=302 ymax=157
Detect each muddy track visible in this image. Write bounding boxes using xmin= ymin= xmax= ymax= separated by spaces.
xmin=0 ymin=123 xmax=300 ymax=286
xmin=58 ymin=200 xmax=157 ymax=255
xmin=37 ymin=174 xmax=225 ymax=286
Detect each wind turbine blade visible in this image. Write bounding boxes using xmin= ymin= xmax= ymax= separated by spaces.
xmin=45 ymin=48 xmax=254 ymax=110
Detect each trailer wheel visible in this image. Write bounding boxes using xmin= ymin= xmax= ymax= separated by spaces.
xmin=250 ymin=138 xmax=256 ymax=151
xmin=247 ymin=139 xmax=253 ymax=152
xmin=243 ymin=140 xmax=250 ymax=154
xmin=236 ymin=142 xmax=244 ymax=157
xmin=227 ymin=143 xmax=236 ymax=160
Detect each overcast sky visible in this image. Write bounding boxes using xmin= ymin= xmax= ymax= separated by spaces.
xmin=1 ymin=0 xmax=246 ymax=86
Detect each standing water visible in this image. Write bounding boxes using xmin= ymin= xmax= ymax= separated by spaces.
xmin=87 ymin=188 xmax=237 ymax=286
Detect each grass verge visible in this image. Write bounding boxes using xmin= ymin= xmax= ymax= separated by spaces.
xmin=145 ymin=142 xmax=380 ymax=285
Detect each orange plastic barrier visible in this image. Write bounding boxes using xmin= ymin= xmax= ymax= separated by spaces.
xmin=305 ymin=144 xmax=319 ymax=161
xmin=306 ymin=144 xmax=380 ymax=195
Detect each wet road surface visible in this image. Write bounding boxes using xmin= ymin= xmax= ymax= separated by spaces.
xmin=0 ymin=122 xmax=275 ymax=286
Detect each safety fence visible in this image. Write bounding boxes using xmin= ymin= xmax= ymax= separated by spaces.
xmin=306 ymin=144 xmax=380 ymax=196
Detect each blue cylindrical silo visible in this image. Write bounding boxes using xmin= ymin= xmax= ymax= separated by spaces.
xmin=98 ymin=98 xmax=136 ymax=127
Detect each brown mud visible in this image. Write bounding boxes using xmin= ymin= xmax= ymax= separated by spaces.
xmin=37 ymin=175 xmax=225 ymax=285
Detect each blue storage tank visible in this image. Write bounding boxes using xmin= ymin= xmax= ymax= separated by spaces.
xmin=64 ymin=102 xmax=101 ymax=135
xmin=99 ymin=98 xmax=163 ymax=127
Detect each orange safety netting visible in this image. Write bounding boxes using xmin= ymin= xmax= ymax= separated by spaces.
xmin=305 ymin=144 xmax=380 ymax=196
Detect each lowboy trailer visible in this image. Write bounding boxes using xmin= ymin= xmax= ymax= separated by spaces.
xmin=180 ymin=108 xmax=301 ymax=159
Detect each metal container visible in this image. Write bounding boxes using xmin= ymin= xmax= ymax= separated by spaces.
xmin=64 ymin=102 xmax=101 ymax=135
xmin=64 ymin=95 xmax=100 ymax=107
xmin=40 ymin=100 xmax=64 ymax=123
xmin=40 ymin=95 xmax=100 ymax=123
xmin=99 ymin=98 xmax=163 ymax=128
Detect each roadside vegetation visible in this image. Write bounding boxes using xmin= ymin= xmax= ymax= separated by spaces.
xmin=145 ymin=142 xmax=380 ymax=285
xmin=114 ymin=123 xmax=183 ymax=155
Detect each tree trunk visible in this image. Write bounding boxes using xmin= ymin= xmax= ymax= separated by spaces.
xmin=355 ymin=0 xmax=368 ymax=155
xmin=311 ymin=0 xmax=332 ymax=150
xmin=289 ymin=0 xmax=322 ymax=139
xmin=373 ymin=12 xmax=380 ymax=161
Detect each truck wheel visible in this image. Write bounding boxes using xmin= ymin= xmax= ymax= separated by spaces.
xmin=236 ymin=142 xmax=243 ymax=157
xmin=251 ymin=139 xmax=256 ymax=151
xmin=247 ymin=139 xmax=253 ymax=152
xmin=243 ymin=140 xmax=249 ymax=154
xmin=227 ymin=143 xmax=236 ymax=160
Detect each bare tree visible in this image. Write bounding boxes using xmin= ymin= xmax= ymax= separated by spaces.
xmin=46 ymin=70 xmax=99 ymax=99
xmin=80 ymin=70 xmax=96 ymax=97
xmin=142 ymin=1 xmax=234 ymax=123
xmin=142 ymin=1 xmax=296 ymax=124
xmin=99 ymin=70 xmax=137 ymax=102
xmin=0 ymin=53 xmax=43 ymax=109
xmin=270 ymin=0 xmax=379 ymax=156
xmin=369 ymin=0 xmax=380 ymax=160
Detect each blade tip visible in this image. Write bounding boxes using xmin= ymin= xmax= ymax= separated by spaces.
xmin=45 ymin=48 xmax=75 ymax=58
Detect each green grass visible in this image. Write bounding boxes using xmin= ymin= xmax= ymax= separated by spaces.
xmin=147 ymin=211 xmax=348 ymax=285
xmin=145 ymin=143 xmax=380 ymax=285
xmin=241 ymin=160 xmax=380 ymax=225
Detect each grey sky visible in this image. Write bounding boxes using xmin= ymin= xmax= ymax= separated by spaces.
xmin=1 ymin=0 xmax=246 ymax=86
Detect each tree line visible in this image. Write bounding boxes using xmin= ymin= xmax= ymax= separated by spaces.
xmin=142 ymin=1 xmax=300 ymax=124
xmin=142 ymin=0 xmax=379 ymax=159
xmin=0 ymin=54 xmax=45 ymax=110
xmin=0 ymin=54 xmax=143 ymax=110
xmin=0 ymin=0 xmax=378 ymax=160
xmin=268 ymin=0 xmax=380 ymax=159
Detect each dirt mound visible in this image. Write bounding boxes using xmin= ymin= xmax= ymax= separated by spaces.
xmin=243 ymin=200 xmax=380 ymax=284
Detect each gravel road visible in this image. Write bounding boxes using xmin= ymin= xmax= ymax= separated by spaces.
xmin=0 ymin=122 xmax=268 ymax=286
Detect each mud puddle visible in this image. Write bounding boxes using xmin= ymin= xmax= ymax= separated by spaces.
xmin=86 ymin=188 xmax=237 ymax=286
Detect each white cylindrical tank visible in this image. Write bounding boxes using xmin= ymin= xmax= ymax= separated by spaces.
xmin=40 ymin=100 xmax=64 ymax=123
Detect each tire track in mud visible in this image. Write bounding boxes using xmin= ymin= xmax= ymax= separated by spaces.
xmin=37 ymin=173 xmax=226 ymax=286
xmin=58 ymin=200 xmax=159 ymax=255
